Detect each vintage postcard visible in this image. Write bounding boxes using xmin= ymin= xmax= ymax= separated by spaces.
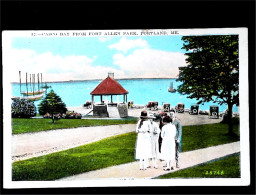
xmin=2 ymin=28 xmax=250 ymax=188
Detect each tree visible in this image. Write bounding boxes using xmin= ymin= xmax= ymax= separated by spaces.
xmin=38 ymin=90 xmax=67 ymax=123
xmin=177 ymin=35 xmax=239 ymax=136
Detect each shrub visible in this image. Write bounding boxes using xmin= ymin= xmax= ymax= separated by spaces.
xmin=11 ymin=99 xmax=37 ymax=118
xmin=43 ymin=111 xmax=82 ymax=120
xmin=64 ymin=111 xmax=82 ymax=119
xmin=43 ymin=113 xmax=63 ymax=121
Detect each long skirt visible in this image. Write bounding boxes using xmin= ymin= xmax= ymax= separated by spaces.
xmin=161 ymin=138 xmax=175 ymax=162
xmin=151 ymin=134 xmax=159 ymax=158
xmin=135 ymin=133 xmax=152 ymax=160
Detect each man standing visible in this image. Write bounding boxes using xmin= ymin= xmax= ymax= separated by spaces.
xmin=170 ymin=111 xmax=182 ymax=168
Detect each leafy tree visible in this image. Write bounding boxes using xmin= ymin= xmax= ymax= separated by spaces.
xmin=177 ymin=35 xmax=239 ymax=136
xmin=38 ymin=90 xmax=67 ymax=123
xmin=11 ymin=99 xmax=37 ymax=118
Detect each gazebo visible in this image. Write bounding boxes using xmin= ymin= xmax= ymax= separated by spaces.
xmin=90 ymin=73 xmax=128 ymax=105
xmin=90 ymin=73 xmax=129 ymax=118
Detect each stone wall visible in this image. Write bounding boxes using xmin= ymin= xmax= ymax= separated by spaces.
xmin=93 ymin=104 xmax=109 ymax=117
xmin=93 ymin=103 xmax=128 ymax=118
xmin=117 ymin=103 xmax=128 ymax=118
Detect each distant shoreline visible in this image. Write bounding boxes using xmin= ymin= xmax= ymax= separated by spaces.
xmin=11 ymin=77 xmax=178 ymax=84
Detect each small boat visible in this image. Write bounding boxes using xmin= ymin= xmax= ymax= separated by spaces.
xmin=41 ymin=83 xmax=51 ymax=90
xmin=11 ymin=93 xmax=44 ymax=101
xmin=41 ymin=83 xmax=52 ymax=94
xmin=168 ymin=82 xmax=176 ymax=93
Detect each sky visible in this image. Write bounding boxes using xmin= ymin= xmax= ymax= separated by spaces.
xmin=6 ymin=33 xmax=187 ymax=82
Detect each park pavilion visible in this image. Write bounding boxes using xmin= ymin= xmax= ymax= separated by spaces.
xmin=90 ymin=73 xmax=129 ymax=118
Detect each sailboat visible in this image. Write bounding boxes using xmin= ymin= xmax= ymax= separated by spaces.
xmin=20 ymin=90 xmax=45 ymax=96
xmin=12 ymin=72 xmax=46 ymax=101
xmin=12 ymin=94 xmax=45 ymax=101
xmin=168 ymin=81 xmax=176 ymax=93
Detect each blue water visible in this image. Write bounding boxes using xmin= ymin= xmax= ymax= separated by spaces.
xmin=12 ymin=78 xmax=238 ymax=113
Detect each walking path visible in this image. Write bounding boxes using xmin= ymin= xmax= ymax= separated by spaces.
xmin=12 ymin=124 xmax=136 ymax=161
xmin=58 ymin=141 xmax=240 ymax=180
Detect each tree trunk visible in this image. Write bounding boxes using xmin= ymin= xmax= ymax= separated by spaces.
xmin=51 ymin=111 xmax=55 ymax=123
xmin=227 ymin=102 xmax=234 ymax=136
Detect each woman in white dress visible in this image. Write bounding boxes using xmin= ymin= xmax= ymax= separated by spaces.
xmin=160 ymin=116 xmax=176 ymax=171
xmin=135 ymin=110 xmax=153 ymax=170
xmin=150 ymin=119 xmax=161 ymax=168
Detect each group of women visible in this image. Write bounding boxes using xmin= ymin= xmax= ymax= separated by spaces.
xmin=135 ymin=110 xmax=177 ymax=171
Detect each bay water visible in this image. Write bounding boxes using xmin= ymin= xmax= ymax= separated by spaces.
xmin=11 ymin=78 xmax=238 ymax=113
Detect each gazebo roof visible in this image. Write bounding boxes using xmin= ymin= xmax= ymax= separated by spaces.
xmin=90 ymin=76 xmax=129 ymax=95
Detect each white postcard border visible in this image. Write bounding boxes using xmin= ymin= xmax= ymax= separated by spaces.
xmin=2 ymin=28 xmax=250 ymax=188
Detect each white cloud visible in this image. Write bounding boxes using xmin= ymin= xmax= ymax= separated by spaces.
xmin=108 ymin=37 xmax=149 ymax=53
xmin=108 ymin=38 xmax=186 ymax=78
xmin=4 ymin=47 xmax=187 ymax=83
xmin=4 ymin=48 xmax=124 ymax=82
xmin=112 ymin=48 xmax=187 ymax=78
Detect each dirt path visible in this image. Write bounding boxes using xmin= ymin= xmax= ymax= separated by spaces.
xmin=58 ymin=141 xmax=240 ymax=181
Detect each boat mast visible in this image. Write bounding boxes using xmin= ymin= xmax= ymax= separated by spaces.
xmin=33 ymin=74 xmax=35 ymax=96
xmin=26 ymin=72 xmax=28 ymax=96
xmin=19 ymin=71 xmax=21 ymax=93
xmin=37 ymin=73 xmax=40 ymax=92
xmin=30 ymin=74 xmax=32 ymax=92
xmin=33 ymin=74 xmax=36 ymax=95
xmin=41 ymin=73 xmax=42 ymax=91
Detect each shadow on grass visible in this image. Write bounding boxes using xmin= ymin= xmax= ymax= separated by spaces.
xmin=182 ymin=123 xmax=239 ymax=152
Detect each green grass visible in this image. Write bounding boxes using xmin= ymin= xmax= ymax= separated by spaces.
xmin=12 ymin=117 xmax=138 ymax=134
xmin=182 ymin=123 xmax=239 ymax=152
xmin=13 ymin=132 xmax=137 ymax=181
xmin=156 ymin=153 xmax=240 ymax=179
xmin=12 ymin=123 xmax=240 ymax=181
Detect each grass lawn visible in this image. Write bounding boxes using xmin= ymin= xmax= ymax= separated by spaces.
xmin=13 ymin=132 xmax=137 ymax=181
xmin=12 ymin=117 xmax=138 ymax=134
xmin=156 ymin=153 xmax=240 ymax=179
xmin=12 ymin=123 xmax=239 ymax=181
xmin=181 ymin=123 xmax=239 ymax=152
